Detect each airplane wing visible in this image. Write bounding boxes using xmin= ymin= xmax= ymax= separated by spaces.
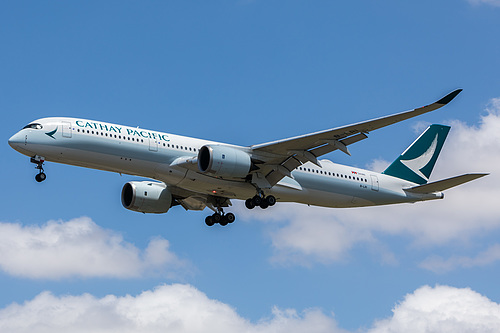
xmin=249 ymin=89 xmax=462 ymax=187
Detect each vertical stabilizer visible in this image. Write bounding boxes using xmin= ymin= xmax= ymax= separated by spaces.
xmin=382 ymin=124 xmax=450 ymax=184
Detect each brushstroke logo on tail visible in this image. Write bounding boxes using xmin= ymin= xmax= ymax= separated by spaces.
xmin=400 ymin=134 xmax=438 ymax=181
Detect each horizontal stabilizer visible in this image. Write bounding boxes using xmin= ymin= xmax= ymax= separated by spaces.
xmin=404 ymin=173 xmax=488 ymax=194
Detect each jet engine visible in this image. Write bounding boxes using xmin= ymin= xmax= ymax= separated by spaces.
xmin=198 ymin=145 xmax=252 ymax=178
xmin=121 ymin=181 xmax=173 ymax=214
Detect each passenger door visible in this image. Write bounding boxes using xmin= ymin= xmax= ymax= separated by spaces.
xmin=62 ymin=121 xmax=72 ymax=138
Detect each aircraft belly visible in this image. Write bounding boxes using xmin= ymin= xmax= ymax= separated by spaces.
xmin=29 ymin=142 xmax=159 ymax=178
xmin=173 ymin=171 xmax=256 ymax=199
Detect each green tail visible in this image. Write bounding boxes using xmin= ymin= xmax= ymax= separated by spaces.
xmin=382 ymin=124 xmax=450 ymax=184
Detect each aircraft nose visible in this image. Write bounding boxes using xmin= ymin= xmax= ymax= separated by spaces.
xmin=8 ymin=131 xmax=25 ymax=149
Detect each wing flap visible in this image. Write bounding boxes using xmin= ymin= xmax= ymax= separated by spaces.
xmin=404 ymin=173 xmax=488 ymax=194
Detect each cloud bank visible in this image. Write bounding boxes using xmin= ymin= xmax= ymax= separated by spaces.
xmin=0 ymin=284 xmax=342 ymax=333
xmin=244 ymin=98 xmax=500 ymax=267
xmin=0 ymin=284 xmax=498 ymax=333
xmin=0 ymin=217 xmax=187 ymax=279
xmin=370 ymin=285 xmax=500 ymax=333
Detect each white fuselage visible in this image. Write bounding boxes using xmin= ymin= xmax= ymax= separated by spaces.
xmin=8 ymin=117 xmax=443 ymax=209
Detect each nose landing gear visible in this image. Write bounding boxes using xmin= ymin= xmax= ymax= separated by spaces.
xmin=31 ymin=156 xmax=46 ymax=182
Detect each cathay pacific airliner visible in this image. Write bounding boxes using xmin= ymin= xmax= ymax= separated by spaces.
xmin=8 ymin=89 xmax=487 ymax=226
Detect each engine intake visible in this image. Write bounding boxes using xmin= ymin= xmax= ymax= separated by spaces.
xmin=121 ymin=181 xmax=172 ymax=214
xmin=198 ymin=145 xmax=251 ymax=178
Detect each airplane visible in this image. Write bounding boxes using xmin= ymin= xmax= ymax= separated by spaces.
xmin=8 ymin=89 xmax=487 ymax=226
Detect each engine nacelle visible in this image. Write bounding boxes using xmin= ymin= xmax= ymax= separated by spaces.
xmin=198 ymin=145 xmax=252 ymax=178
xmin=121 ymin=181 xmax=173 ymax=214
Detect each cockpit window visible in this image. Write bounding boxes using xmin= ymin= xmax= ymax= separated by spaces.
xmin=23 ymin=123 xmax=43 ymax=130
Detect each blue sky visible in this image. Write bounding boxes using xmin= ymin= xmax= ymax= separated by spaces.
xmin=1 ymin=1 xmax=500 ymax=332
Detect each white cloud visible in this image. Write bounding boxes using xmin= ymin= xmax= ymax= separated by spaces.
xmin=0 ymin=284 xmax=498 ymax=333
xmin=368 ymin=285 xmax=500 ymax=333
xmin=243 ymin=98 xmax=500 ymax=266
xmin=0 ymin=217 xmax=188 ymax=279
xmin=468 ymin=0 xmax=500 ymax=7
xmin=419 ymin=244 xmax=500 ymax=274
xmin=0 ymin=284 xmax=343 ymax=333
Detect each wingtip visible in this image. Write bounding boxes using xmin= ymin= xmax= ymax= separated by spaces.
xmin=436 ymin=89 xmax=463 ymax=105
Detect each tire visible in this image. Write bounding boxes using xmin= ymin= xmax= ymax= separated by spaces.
xmin=220 ymin=217 xmax=229 ymax=226
xmin=266 ymin=195 xmax=276 ymax=206
xmin=213 ymin=213 xmax=222 ymax=223
xmin=35 ymin=173 xmax=45 ymax=182
xmin=252 ymin=195 xmax=262 ymax=206
xmin=260 ymin=201 xmax=269 ymax=209
xmin=245 ymin=198 xmax=255 ymax=209
xmin=226 ymin=213 xmax=235 ymax=223
xmin=205 ymin=216 xmax=215 ymax=226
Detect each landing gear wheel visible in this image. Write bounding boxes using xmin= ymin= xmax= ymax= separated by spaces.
xmin=265 ymin=195 xmax=276 ymax=206
xmin=220 ymin=216 xmax=229 ymax=226
xmin=260 ymin=201 xmax=269 ymax=209
xmin=35 ymin=172 xmax=46 ymax=183
xmin=212 ymin=213 xmax=222 ymax=224
xmin=205 ymin=216 xmax=215 ymax=227
xmin=225 ymin=213 xmax=235 ymax=223
xmin=245 ymin=198 xmax=255 ymax=209
xmin=252 ymin=195 xmax=262 ymax=206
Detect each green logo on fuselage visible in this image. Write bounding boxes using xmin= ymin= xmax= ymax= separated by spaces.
xmin=45 ymin=128 xmax=57 ymax=139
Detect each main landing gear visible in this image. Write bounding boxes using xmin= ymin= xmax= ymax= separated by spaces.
xmin=31 ymin=156 xmax=46 ymax=183
xmin=245 ymin=195 xmax=276 ymax=210
xmin=205 ymin=211 xmax=236 ymax=227
xmin=205 ymin=197 xmax=236 ymax=227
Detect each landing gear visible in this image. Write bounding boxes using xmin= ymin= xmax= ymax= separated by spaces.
xmin=35 ymin=172 xmax=46 ymax=183
xmin=205 ymin=211 xmax=236 ymax=227
xmin=245 ymin=194 xmax=276 ymax=210
xmin=30 ymin=156 xmax=46 ymax=183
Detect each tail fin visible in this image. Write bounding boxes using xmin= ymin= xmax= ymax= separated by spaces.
xmin=382 ymin=124 xmax=450 ymax=184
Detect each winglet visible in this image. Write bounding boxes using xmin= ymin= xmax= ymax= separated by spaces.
xmin=436 ymin=89 xmax=462 ymax=105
